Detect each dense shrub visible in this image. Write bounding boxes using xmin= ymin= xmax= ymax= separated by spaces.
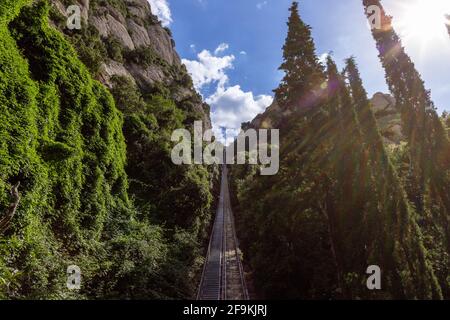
xmin=105 ymin=36 xmax=124 ymax=63
xmin=1 ymin=0 xmax=215 ymax=299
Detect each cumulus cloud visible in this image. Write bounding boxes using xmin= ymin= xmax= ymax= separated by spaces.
xmin=318 ymin=52 xmax=329 ymax=65
xmin=207 ymin=86 xmax=273 ymax=143
xmin=183 ymin=44 xmax=273 ymax=144
xmin=240 ymin=51 xmax=247 ymax=55
xmin=214 ymin=43 xmax=230 ymax=55
xmin=182 ymin=49 xmax=235 ymax=91
xmin=148 ymin=0 xmax=172 ymax=27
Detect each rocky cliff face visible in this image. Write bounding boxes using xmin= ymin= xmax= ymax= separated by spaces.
xmin=51 ymin=0 xmax=211 ymax=129
xmin=370 ymin=92 xmax=403 ymax=145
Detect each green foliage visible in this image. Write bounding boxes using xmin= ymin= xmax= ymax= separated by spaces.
xmin=0 ymin=0 xmax=132 ymax=298
xmin=124 ymin=46 xmax=166 ymax=68
xmin=96 ymin=0 xmax=128 ymax=18
xmin=363 ymin=0 xmax=450 ymax=298
xmin=48 ymin=3 xmax=66 ymax=29
xmin=110 ymin=76 xmax=213 ymax=239
xmin=39 ymin=140 xmax=76 ymax=162
xmin=442 ymin=111 xmax=450 ymax=135
xmin=105 ymin=36 xmax=125 ymax=63
xmin=273 ymin=1 xmax=324 ymax=110
xmin=65 ymin=23 xmax=107 ymax=76
xmin=230 ymin=3 xmax=448 ymax=300
xmin=109 ymin=73 xmax=214 ymax=297
xmin=0 ymin=0 xmax=214 ymax=300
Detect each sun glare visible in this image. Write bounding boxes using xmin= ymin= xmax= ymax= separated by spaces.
xmin=395 ymin=0 xmax=450 ymax=47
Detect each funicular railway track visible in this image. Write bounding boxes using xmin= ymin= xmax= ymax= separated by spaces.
xmin=197 ymin=166 xmax=249 ymax=300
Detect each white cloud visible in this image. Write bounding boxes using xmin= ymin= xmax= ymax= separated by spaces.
xmin=214 ymin=43 xmax=230 ymax=55
xmin=207 ymin=86 xmax=273 ymax=143
xmin=148 ymin=0 xmax=172 ymax=27
xmin=256 ymin=1 xmax=268 ymax=10
xmin=183 ymin=44 xmax=273 ymax=144
xmin=318 ymin=53 xmax=329 ymax=65
xmin=240 ymin=51 xmax=247 ymax=55
xmin=182 ymin=49 xmax=235 ymax=91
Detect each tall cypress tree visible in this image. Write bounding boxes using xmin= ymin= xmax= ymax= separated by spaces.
xmin=362 ymin=3 xmax=450 ymax=287
xmin=322 ymin=56 xmax=351 ymax=295
xmin=230 ymin=1 xmax=448 ymax=300
xmin=345 ymin=56 xmax=443 ymax=299
xmin=323 ymin=56 xmax=442 ymax=299
xmin=362 ymin=0 xmax=425 ymax=204
xmin=274 ymin=1 xmax=324 ymax=111
xmin=323 ymin=56 xmax=371 ymax=298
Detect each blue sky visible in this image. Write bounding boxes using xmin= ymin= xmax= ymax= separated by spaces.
xmin=148 ymin=0 xmax=450 ymax=142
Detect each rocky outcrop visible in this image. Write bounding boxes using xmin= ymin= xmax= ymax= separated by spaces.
xmin=146 ymin=24 xmax=179 ymax=65
xmin=248 ymin=101 xmax=279 ymax=130
xmin=246 ymin=100 xmax=291 ymax=131
xmin=370 ymin=92 xmax=403 ymax=145
xmin=248 ymin=92 xmax=402 ymax=145
xmin=51 ymin=0 xmax=211 ymax=128
xmin=127 ymin=19 xmax=151 ymax=48
xmin=98 ymin=60 xmax=133 ymax=84
xmin=91 ymin=13 xmax=135 ymax=49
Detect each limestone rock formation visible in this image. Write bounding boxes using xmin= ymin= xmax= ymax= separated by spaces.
xmin=51 ymin=0 xmax=211 ymax=129
xmin=247 ymin=92 xmax=402 ymax=145
xmin=370 ymin=92 xmax=403 ymax=145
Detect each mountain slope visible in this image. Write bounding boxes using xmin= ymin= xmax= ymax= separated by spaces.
xmin=0 ymin=0 xmax=216 ymax=299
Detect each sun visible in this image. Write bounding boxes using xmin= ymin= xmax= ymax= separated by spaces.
xmin=403 ymin=1 xmax=445 ymax=38
xmin=394 ymin=0 xmax=450 ymax=47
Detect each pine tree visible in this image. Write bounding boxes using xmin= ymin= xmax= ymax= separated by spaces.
xmin=274 ymin=1 xmax=324 ymax=111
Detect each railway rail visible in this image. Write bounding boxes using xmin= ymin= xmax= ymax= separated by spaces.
xmin=197 ymin=166 xmax=249 ymax=300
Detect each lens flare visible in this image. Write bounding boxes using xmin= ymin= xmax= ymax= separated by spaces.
xmin=393 ymin=0 xmax=450 ymax=49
